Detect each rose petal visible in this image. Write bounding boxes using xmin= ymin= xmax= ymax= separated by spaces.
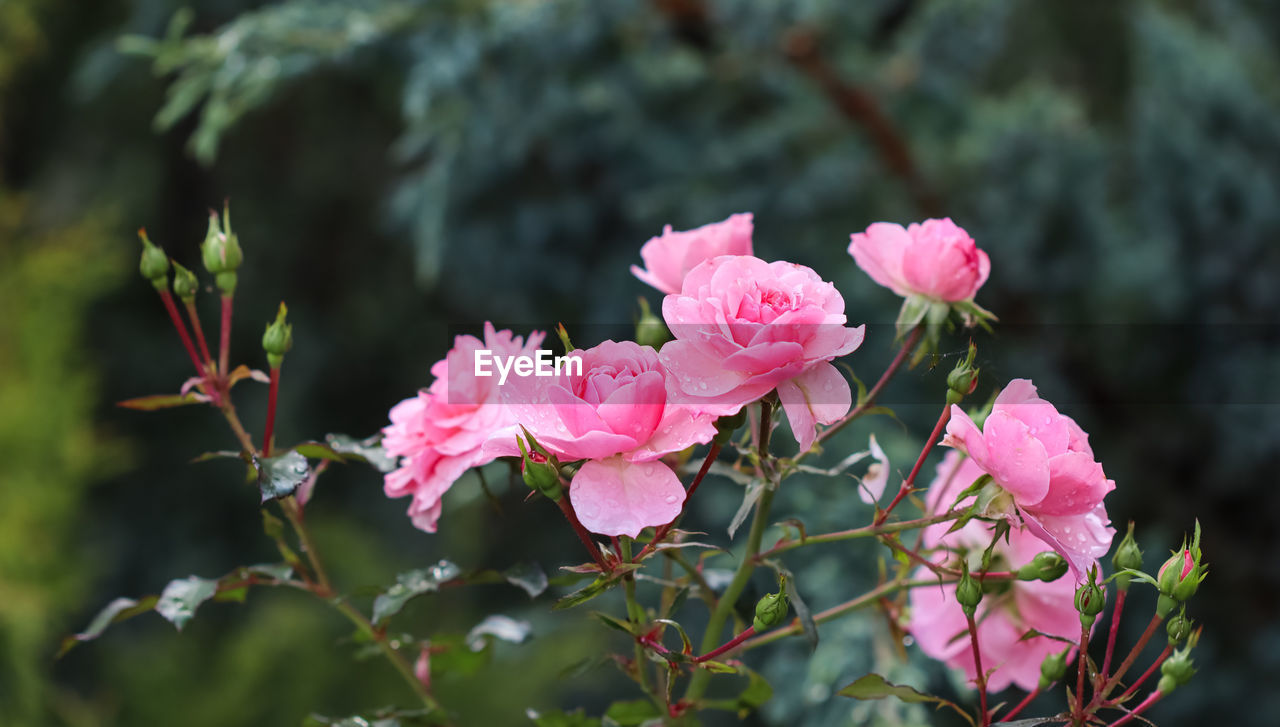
xmin=570 ymin=458 xmax=685 ymax=538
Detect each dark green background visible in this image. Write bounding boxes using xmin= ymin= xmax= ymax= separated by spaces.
xmin=2 ymin=1 xmax=1278 ymax=725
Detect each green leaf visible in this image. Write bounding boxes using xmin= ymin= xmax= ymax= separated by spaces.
xmin=735 ymin=666 xmax=774 ymax=713
xmin=527 ymin=708 xmax=602 ymax=727
xmin=838 ymin=673 xmax=943 ymax=704
xmin=372 ymin=560 xmax=462 ymax=624
xmin=254 ymin=450 xmax=310 ymax=503
xmin=466 ymin=614 xmax=532 ymax=648
xmin=603 ymin=699 xmax=661 ymax=726
xmin=245 ymin=562 xmax=294 ymax=580
xmin=502 ymin=560 xmax=548 ymax=598
xmin=190 ymin=450 xmax=245 ymax=463
xmin=553 ymin=575 xmax=619 ymax=611
xmin=727 ymin=478 xmax=766 ymax=538
xmin=155 ymin=575 xmax=219 ymax=631
xmin=428 ymin=632 xmax=493 ymax=677
xmin=326 ymin=433 xmax=397 ymax=473
xmin=116 ymin=393 xmax=203 ymax=410
xmin=57 ymin=595 xmax=159 ymax=657
xmin=304 ymin=708 xmax=447 ymax=726
xmin=292 ymin=441 xmax=348 ymax=462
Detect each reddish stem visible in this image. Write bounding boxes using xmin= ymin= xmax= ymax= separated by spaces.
xmin=218 ymin=294 xmax=233 ymax=377
xmin=158 ymin=290 xmax=205 ymax=378
xmin=1000 ymin=685 xmax=1042 ymax=722
xmin=556 ymin=495 xmax=609 ymax=572
xmin=1100 ymin=588 xmax=1127 ymax=685
xmin=633 ymin=442 xmax=722 ymax=562
xmin=965 ymin=613 xmax=990 ymax=727
xmin=814 ymin=325 xmax=923 ymax=449
xmin=1075 ymin=622 xmax=1091 ymax=721
xmin=875 ymin=404 xmax=951 ymax=526
xmin=1100 ymin=614 xmax=1164 ymax=698
xmin=182 ymin=299 xmax=214 ymax=373
xmin=1106 ymin=691 xmax=1163 ymax=727
xmin=692 ymin=625 xmax=755 ymax=663
xmin=263 ymin=366 xmax=280 ymax=457
xmin=1114 ymin=645 xmax=1170 ymax=704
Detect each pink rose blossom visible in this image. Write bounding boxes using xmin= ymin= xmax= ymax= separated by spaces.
xmin=382 ymin=323 xmax=545 ymax=532
xmin=943 ymin=379 xmax=1116 ymax=576
xmin=1159 ymin=549 xmax=1195 ymax=581
xmin=910 ymin=451 xmax=1088 ymax=693
xmin=488 ymin=340 xmax=719 ymax=538
xmin=631 ymin=213 xmax=754 ymax=295
xmin=658 ymin=255 xmax=865 ymax=451
xmin=848 ymin=218 xmax=990 ymax=302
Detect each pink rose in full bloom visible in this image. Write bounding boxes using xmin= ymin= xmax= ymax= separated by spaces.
xmin=943 ymin=379 xmax=1116 ymax=576
xmin=658 ymin=255 xmax=865 ymax=451
xmin=382 ymin=323 xmax=545 ymax=532
xmin=910 ymin=451 xmax=1087 ymax=692
xmin=848 ymin=218 xmax=990 ymax=302
xmin=631 ymin=213 xmax=754 ymax=295
xmin=489 ymin=340 xmax=719 ymax=538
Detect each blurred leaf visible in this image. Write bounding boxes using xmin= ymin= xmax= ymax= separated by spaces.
xmin=735 ymin=666 xmax=774 ymax=714
xmin=304 ymin=707 xmax=446 ymax=726
xmin=838 ymin=673 xmax=945 ymax=704
xmin=116 ymin=393 xmax=203 ymax=410
xmin=57 ymin=596 xmax=159 ymax=657
xmin=254 ymin=450 xmax=310 ymax=503
xmin=326 ymin=433 xmax=397 ymax=472
xmin=590 ymin=611 xmax=636 ymax=636
xmin=292 ymin=441 xmax=348 ymax=463
xmin=553 ymin=574 xmax=622 ymax=611
xmin=501 ymin=561 xmax=548 ymax=598
xmin=190 ymin=450 xmax=245 ymax=463
xmin=603 ymin=699 xmax=660 ymax=725
xmin=526 ymin=708 xmax=602 ymax=727
xmin=155 ymin=575 xmax=218 ymax=631
xmin=466 ymin=614 xmax=532 ymax=649
xmin=727 ymin=478 xmax=766 ymax=539
xmin=429 ymin=632 xmax=491 ymax=678
xmin=372 ymin=560 xmax=462 ymax=625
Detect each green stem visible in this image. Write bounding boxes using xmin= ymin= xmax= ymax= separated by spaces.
xmin=330 ymin=597 xmax=443 ymax=713
xmin=280 ymin=497 xmax=332 ymax=595
xmin=742 ymin=578 xmax=906 ymax=649
xmin=757 ymin=508 xmax=966 ymax=560
xmin=619 ymin=538 xmax=652 ymax=695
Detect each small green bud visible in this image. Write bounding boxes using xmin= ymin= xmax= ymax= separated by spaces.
xmin=261 ymin=302 xmax=293 ymax=369
xmin=1157 ymin=648 xmax=1196 ymax=694
xmin=752 ymin=590 xmax=789 ymax=632
xmin=516 ymin=432 xmax=561 ymax=500
xmin=955 ymin=562 xmax=982 ymax=617
xmin=137 ymin=229 xmax=170 ymax=290
xmin=635 ymin=297 xmax=672 ymax=349
xmin=199 ymin=205 xmax=243 ymax=294
xmin=1074 ymin=568 xmax=1106 ymax=629
xmin=1039 ymin=648 xmax=1069 ymax=688
xmin=712 ymin=409 xmax=748 ymax=446
xmin=945 ymin=340 xmax=980 ymax=406
xmin=1017 ymin=551 xmax=1069 ymax=583
xmin=1166 ymin=612 xmax=1193 ymax=646
xmin=172 ymin=260 xmax=199 ymax=301
xmin=1112 ymin=521 xmax=1143 ymax=591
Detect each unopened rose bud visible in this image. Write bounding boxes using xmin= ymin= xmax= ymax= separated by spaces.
xmin=712 ymin=409 xmax=748 ymax=446
xmin=945 ymin=340 xmax=980 ymax=406
xmin=1157 ymin=536 xmax=1207 ymax=610
xmin=956 ymin=562 xmax=982 ymax=617
xmin=1039 ymin=648 xmax=1069 ymax=688
xmin=752 ymin=590 xmax=789 ymax=631
xmin=1166 ymin=612 xmax=1193 ymax=646
xmin=1017 ymin=551 xmax=1069 ymax=582
xmin=1157 ymin=647 xmax=1196 ymax=694
xmin=1112 ymin=521 xmax=1143 ymax=591
xmin=200 ymin=204 xmax=243 ymax=295
xmin=261 ymin=302 xmax=293 ymax=369
xmin=635 ymin=297 xmax=671 ymax=349
xmin=137 ymin=229 xmax=170 ymax=290
xmin=516 ymin=432 xmax=561 ymax=500
xmin=1075 ymin=570 xmax=1106 ymax=629
xmin=172 ymin=260 xmax=199 ymax=302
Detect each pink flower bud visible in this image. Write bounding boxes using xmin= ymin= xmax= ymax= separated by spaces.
xmin=1159 ymin=549 xmax=1195 ymax=582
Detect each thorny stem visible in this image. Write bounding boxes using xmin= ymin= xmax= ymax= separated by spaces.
xmin=693 ymin=625 xmax=756 ymax=663
xmin=805 ymin=325 xmax=923 ymax=457
xmin=634 ymin=442 xmax=722 ymax=562
xmin=263 ymin=366 xmax=280 ymax=457
xmin=1000 ymin=685 xmax=1043 ymax=722
xmin=1099 ymin=613 xmax=1164 ymax=699
xmin=1106 ymin=691 xmax=1163 ymax=727
xmin=556 ymin=493 xmax=609 ymax=572
xmin=966 ymin=613 xmax=990 ymax=727
xmin=158 ymin=290 xmax=206 ymax=380
xmin=182 ymin=298 xmax=214 ymax=373
xmin=1114 ymin=645 xmax=1170 ymax=705
xmin=1074 ymin=622 xmax=1091 ymax=723
xmin=876 ymin=403 xmax=951 ymax=526
xmin=1100 ymin=588 xmax=1127 ymax=686
xmin=685 ymin=400 xmax=776 ymax=701
xmin=218 ymin=294 xmax=233 ymax=378
xmin=756 ymin=508 xmax=967 ymax=560
xmin=280 ymin=497 xmax=331 ymax=595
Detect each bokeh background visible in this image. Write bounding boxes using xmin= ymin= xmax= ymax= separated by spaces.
xmin=3 ymin=0 xmax=1279 ymax=725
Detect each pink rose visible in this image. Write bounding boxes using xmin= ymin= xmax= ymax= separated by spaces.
xmin=910 ymin=451 xmax=1087 ymax=692
xmin=658 ymin=255 xmax=865 ymax=451
xmin=631 ymin=213 xmax=754 ymax=295
xmin=1159 ymin=549 xmax=1195 ymax=581
xmin=382 ymin=323 xmax=545 ymax=532
xmin=490 ymin=340 xmax=719 ymax=537
xmin=943 ymin=379 xmax=1116 ymax=576
xmin=848 ymin=218 xmax=990 ymax=302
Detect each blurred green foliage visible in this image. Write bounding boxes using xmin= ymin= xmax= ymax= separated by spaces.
xmin=2 ymin=0 xmax=1279 ymax=725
